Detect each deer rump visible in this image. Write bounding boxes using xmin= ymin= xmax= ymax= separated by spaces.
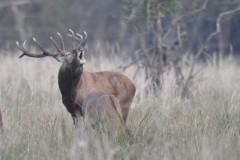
xmin=82 ymin=92 xmax=125 ymax=135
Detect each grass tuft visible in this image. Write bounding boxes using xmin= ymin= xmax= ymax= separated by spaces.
xmin=0 ymin=53 xmax=240 ymax=159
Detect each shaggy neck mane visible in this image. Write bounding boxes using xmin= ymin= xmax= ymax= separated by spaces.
xmin=58 ymin=61 xmax=83 ymax=100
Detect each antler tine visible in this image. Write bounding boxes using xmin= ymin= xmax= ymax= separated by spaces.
xmin=76 ymin=33 xmax=84 ymax=49
xmin=76 ymin=33 xmax=83 ymax=42
xmin=16 ymin=40 xmax=29 ymax=58
xmin=83 ymin=31 xmax=88 ymax=42
xmin=67 ymin=34 xmax=81 ymax=42
xmin=16 ymin=38 xmax=62 ymax=62
xmin=75 ymin=31 xmax=88 ymax=49
xmin=16 ymin=40 xmax=48 ymax=58
xmin=57 ymin=32 xmax=65 ymax=51
xmin=33 ymin=37 xmax=56 ymax=56
xmin=50 ymin=33 xmax=65 ymax=56
xmin=69 ymin=29 xmax=76 ymax=49
xmin=23 ymin=40 xmax=26 ymax=48
xmin=81 ymin=31 xmax=88 ymax=47
xmin=50 ymin=36 xmax=61 ymax=52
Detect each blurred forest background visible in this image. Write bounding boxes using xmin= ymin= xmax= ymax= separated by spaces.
xmin=0 ymin=0 xmax=240 ymax=97
xmin=0 ymin=0 xmax=240 ymax=53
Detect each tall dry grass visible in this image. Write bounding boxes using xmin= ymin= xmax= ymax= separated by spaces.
xmin=0 ymin=51 xmax=240 ymax=160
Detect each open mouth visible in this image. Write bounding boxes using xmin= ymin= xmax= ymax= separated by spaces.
xmin=79 ymin=52 xmax=83 ymax=59
xmin=79 ymin=51 xmax=84 ymax=59
xmin=79 ymin=51 xmax=86 ymax=64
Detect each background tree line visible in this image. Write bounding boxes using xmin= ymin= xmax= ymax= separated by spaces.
xmin=0 ymin=0 xmax=239 ymax=54
xmin=1 ymin=0 xmax=240 ymax=97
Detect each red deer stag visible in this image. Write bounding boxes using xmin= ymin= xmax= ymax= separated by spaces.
xmin=16 ymin=30 xmax=136 ymax=124
xmin=82 ymin=91 xmax=128 ymax=136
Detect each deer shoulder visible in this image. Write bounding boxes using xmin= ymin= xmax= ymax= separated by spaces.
xmin=76 ymin=71 xmax=135 ymax=102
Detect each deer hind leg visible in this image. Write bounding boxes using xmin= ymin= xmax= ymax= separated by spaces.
xmin=109 ymin=110 xmax=127 ymax=136
xmin=120 ymin=104 xmax=130 ymax=123
xmin=119 ymin=82 xmax=136 ymax=123
xmin=119 ymin=97 xmax=134 ymax=123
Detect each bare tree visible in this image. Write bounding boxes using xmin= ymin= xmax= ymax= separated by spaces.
xmin=122 ymin=0 xmax=240 ymax=99
xmin=216 ymin=7 xmax=240 ymax=67
xmin=121 ymin=0 xmax=209 ymax=98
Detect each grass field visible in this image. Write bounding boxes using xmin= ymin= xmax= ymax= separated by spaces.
xmin=0 ymin=52 xmax=240 ymax=160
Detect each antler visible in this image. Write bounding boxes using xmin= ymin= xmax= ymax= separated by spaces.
xmin=68 ymin=29 xmax=76 ymax=49
xmin=49 ymin=32 xmax=66 ymax=55
xmin=67 ymin=29 xmax=88 ymax=49
xmin=80 ymin=31 xmax=88 ymax=48
xmin=16 ymin=33 xmax=66 ymax=62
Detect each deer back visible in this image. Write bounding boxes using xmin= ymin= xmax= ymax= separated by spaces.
xmin=75 ymin=71 xmax=135 ymax=105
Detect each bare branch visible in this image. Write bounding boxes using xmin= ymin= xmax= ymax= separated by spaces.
xmin=164 ymin=0 xmax=209 ymax=40
xmin=172 ymin=0 xmax=209 ymax=25
xmin=216 ymin=6 xmax=240 ymax=33
xmin=118 ymin=54 xmax=144 ymax=71
xmin=205 ymin=6 xmax=240 ymax=45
